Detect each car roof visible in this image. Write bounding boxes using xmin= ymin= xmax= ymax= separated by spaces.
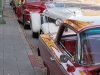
xmin=63 ymin=16 xmax=100 ymax=32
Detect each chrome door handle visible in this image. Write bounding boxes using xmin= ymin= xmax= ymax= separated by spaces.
xmin=50 ymin=57 xmax=56 ymax=61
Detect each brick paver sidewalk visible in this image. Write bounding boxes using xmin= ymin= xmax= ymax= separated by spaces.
xmin=0 ymin=1 xmax=44 ymax=75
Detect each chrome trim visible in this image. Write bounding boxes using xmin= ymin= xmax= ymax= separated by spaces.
xmin=77 ymin=33 xmax=81 ymax=63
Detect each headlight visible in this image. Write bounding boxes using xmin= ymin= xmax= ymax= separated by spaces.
xmin=55 ymin=18 xmax=62 ymax=26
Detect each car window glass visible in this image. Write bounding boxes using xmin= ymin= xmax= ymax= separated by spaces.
xmin=59 ymin=27 xmax=77 ymax=57
xmin=80 ymin=28 xmax=100 ymax=65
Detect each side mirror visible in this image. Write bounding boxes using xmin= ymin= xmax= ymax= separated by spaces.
xmin=55 ymin=18 xmax=62 ymax=26
xmin=60 ymin=54 xmax=68 ymax=63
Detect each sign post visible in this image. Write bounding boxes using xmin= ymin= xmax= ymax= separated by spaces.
xmin=0 ymin=0 xmax=6 ymax=24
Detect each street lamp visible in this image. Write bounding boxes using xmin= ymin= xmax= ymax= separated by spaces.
xmin=0 ymin=0 xmax=6 ymax=24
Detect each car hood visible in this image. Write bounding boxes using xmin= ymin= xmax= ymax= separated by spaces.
xmin=26 ymin=2 xmax=45 ymax=8
xmin=43 ymin=7 xmax=82 ymax=20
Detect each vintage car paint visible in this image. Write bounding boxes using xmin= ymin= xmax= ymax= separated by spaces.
xmin=30 ymin=13 xmax=41 ymax=32
xmin=26 ymin=2 xmax=46 ymax=13
xmin=39 ymin=36 xmax=68 ymax=75
xmin=64 ymin=19 xmax=92 ymax=31
xmin=63 ymin=19 xmax=100 ymax=33
xmin=17 ymin=0 xmax=46 ymax=25
xmin=44 ymin=7 xmax=83 ymax=21
xmin=17 ymin=6 xmax=21 ymax=18
xmin=39 ymin=34 xmax=90 ymax=75
xmin=68 ymin=16 xmax=100 ymax=33
xmin=24 ymin=9 xmax=41 ymax=21
xmin=38 ymin=17 xmax=100 ymax=74
xmin=30 ymin=1 xmax=83 ymax=37
xmin=39 ymin=34 xmax=99 ymax=75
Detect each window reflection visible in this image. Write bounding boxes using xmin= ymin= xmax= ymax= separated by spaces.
xmin=80 ymin=28 xmax=100 ymax=65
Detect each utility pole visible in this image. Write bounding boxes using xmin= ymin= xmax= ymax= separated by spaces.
xmin=0 ymin=0 xmax=6 ymax=24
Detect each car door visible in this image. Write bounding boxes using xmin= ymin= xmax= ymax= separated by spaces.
xmin=38 ymin=40 xmax=65 ymax=75
xmin=56 ymin=25 xmax=78 ymax=74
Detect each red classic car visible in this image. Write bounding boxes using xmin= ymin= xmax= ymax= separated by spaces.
xmin=17 ymin=0 xmax=48 ymax=29
xmin=37 ymin=16 xmax=100 ymax=75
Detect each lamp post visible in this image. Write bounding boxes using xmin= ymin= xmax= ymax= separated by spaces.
xmin=0 ymin=0 xmax=6 ymax=24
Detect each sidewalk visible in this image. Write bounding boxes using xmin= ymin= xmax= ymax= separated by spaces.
xmin=0 ymin=1 xmax=44 ymax=75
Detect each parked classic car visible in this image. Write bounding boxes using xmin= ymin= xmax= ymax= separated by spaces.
xmin=30 ymin=1 xmax=83 ymax=38
xmin=37 ymin=16 xmax=100 ymax=75
xmin=10 ymin=0 xmax=21 ymax=14
xmin=17 ymin=0 xmax=48 ymax=29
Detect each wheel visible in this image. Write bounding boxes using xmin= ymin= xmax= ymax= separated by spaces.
xmin=17 ymin=18 xmax=22 ymax=24
xmin=10 ymin=2 xmax=12 ymax=6
xmin=32 ymin=32 xmax=39 ymax=38
xmin=14 ymin=7 xmax=17 ymax=14
xmin=23 ymin=14 xmax=27 ymax=29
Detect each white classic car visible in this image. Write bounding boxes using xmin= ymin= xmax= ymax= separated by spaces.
xmin=30 ymin=1 xmax=83 ymax=38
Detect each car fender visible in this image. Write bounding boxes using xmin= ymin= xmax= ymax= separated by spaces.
xmin=24 ymin=9 xmax=30 ymax=21
xmin=17 ymin=5 xmax=21 ymax=18
xmin=30 ymin=12 xmax=41 ymax=33
xmin=24 ymin=9 xmax=41 ymax=21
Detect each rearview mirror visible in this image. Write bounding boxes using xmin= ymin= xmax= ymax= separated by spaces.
xmin=60 ymin=54 xmax=68 ymax=63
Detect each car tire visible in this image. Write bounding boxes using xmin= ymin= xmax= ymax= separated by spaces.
xmin=32 ymin=32 xmax=39 ymax=38
xmin=14 ymin=7 xmax=17 ymax=14
xmin=10 ymin=2 xmax=12 ymax=6
xmin=23 ymin=14 xmax=27 ymax=29
xmin=17 ymin=18 xmax=22 ymax=24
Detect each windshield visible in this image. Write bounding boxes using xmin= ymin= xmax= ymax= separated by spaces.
xmin=45 ymin=1 xmax=81 ymax=9
xmin=80 ymin=28 xmax=100 ymax=65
